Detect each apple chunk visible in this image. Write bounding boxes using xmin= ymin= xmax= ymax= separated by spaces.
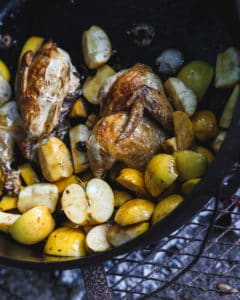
xmin=86 ymin=224 xmax=111 ymax=252
xmin=61 ymin=178 xmax=114 ymax=225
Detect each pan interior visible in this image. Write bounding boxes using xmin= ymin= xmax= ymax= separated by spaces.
xmin=0 ymin=0 xmax=239 ymax=268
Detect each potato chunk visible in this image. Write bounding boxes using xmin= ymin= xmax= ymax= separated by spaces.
xmin=165 ymin=77 xmax=197 ymax=116
xmin=55 ymin=175 xmax=83 ymax=194
xmin=82 ymin=64 xmax=115 ymax=104
xmin=215 ymin=47 xmax=240 ymax=88
xmin=191 ymin=110 xmax=218 ymax=143
xmin=38 ymin=136 xmax=73 ymax=182
xmin=145 ymin=154 xmax=178 ymax=197
xmin=0 ymin=74 xmax=11 ymax=106
xmin=86 ymin=224 xmax=111 ymax=252
xmin=173 ymin=111 xmax=194 ymax=150
xmin=9 ymin=205 xmax=55 ymax=245
xmin=220 ymin=84 xmax=240 ymax=129
xmin=19 ymin=36 xmax=44 ymax=64
xmin=160 ymin=137 xmax=177 ymax=154
xmin=18 ymin=163 xmax=39 ymax=185
xmin=69 ymin=124 xmax=90 ymax=174
xmin=0 ymin=211 xmax=20 ymax=233
xmin=152 ymin=194 xmax=183 ymax=224
xmin=114 ymin=199 xmax=154 ymax=226
xmin=69 ymin=97 xmax=88 ymax=118
xmin=180 ymin=178 xmax=201 ymax=196
xmin=211 ymin=131 xmax=226 ymax=153
xmin=44 ymin=227 xmax=86 ymax=257
xmin=173 ymin=150 xmax=207 ymax=181
xmin=82 ymin=25 xmax=112 ymax=69
xmin=178 ymin=60 xmax=213 ymax=100
xmin=113 ymin=190 xmax=133 ymax=207
xmin=116 ymin=168 xmax=149 ymax=197
xmin=0 ymin=59 xmax=10 ymax=81
xmin=0 ymin=196 xmax=18 ymax=211
xmin=17 ymin=183 xmax=59 ymax=213
xmin=107 ymin=222 xmax=149 ymax=247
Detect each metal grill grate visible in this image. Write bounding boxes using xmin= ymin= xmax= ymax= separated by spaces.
xmin=103 ymin=163 xmax=240 ymax=299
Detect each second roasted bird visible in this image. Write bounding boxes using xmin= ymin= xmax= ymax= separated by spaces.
xmin=87 ymin=64 xmax=173 ymax=177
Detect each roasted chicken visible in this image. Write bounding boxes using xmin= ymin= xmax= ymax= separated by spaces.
xmin=87 ymin=112 xmax=166 ymax=177
xmin=87 ymin=64 xmax=173 ymax=177
xmin=99 ymin=63 xmax=173 ymax=141
xmin=15 ymin=41 xmax=81 ymax=160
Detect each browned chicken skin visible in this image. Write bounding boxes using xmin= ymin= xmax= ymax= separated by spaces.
xmin=99 ymin=64 xmax=173 ymax=141
xmin=15 ymin=41 xmax=80 ymax=159
xmin=87 ymin=112 xmax=166 ymax=177
xmin=87 ymin=64 xmax=173 ymax=177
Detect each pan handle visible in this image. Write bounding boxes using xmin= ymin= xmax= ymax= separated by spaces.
xmin=81 ymin=263 xmax=112 ymax=300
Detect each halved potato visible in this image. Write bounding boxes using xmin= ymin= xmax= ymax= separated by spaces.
xmin=114 ymin=199 xmax=154 ymax=226
xmin=61 ymin=179 xmax=114 ymax=225
xmin=173 ymin=110 xmax=194 ymax=150
xmin=82 ymin=64 xmax=115 ymax=104
xmin=17 ymin=183 xmax=59 ymax=213
xmin=152 ymin=194 xmax=183 ymax=224
xmin=38 ymin=136 xmax=73 ymax=182
xmin=9 ymin=205 xmax=55 ymax=245
xmin=165 ymin=77 xmax=197 ymax=116
xmin=145 ymin=154 xmax=178 ymax=197
xmin=86 ymin=224 xmax=111 ymax=252
xmin=82 ymin=25 xmax=112 ymax=69
xmin=0 ymin=211 xmax=20 ymax=233
xmin=44 ymin=227 xmax=86 ymax=257
xmin=107 ymin=222 xmax=149 ymax=247
xmin=69 ymin=124 xmax=90 ymax=174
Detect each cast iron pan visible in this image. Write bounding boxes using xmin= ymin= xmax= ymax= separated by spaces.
xmin=0 ymin=0 xmax=239 ymax=269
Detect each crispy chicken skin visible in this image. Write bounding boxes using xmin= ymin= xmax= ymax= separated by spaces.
xmin=99 ymin=64 xmax=173 ymax=141
xmin=16 ymin=41 xmax=80 ymax=147
xmin=87 ymin=112 xmax=166 ymax=177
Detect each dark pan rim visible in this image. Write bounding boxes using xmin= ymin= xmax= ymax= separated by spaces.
xmin=0 ymin=0 xmax=239 ymax=270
